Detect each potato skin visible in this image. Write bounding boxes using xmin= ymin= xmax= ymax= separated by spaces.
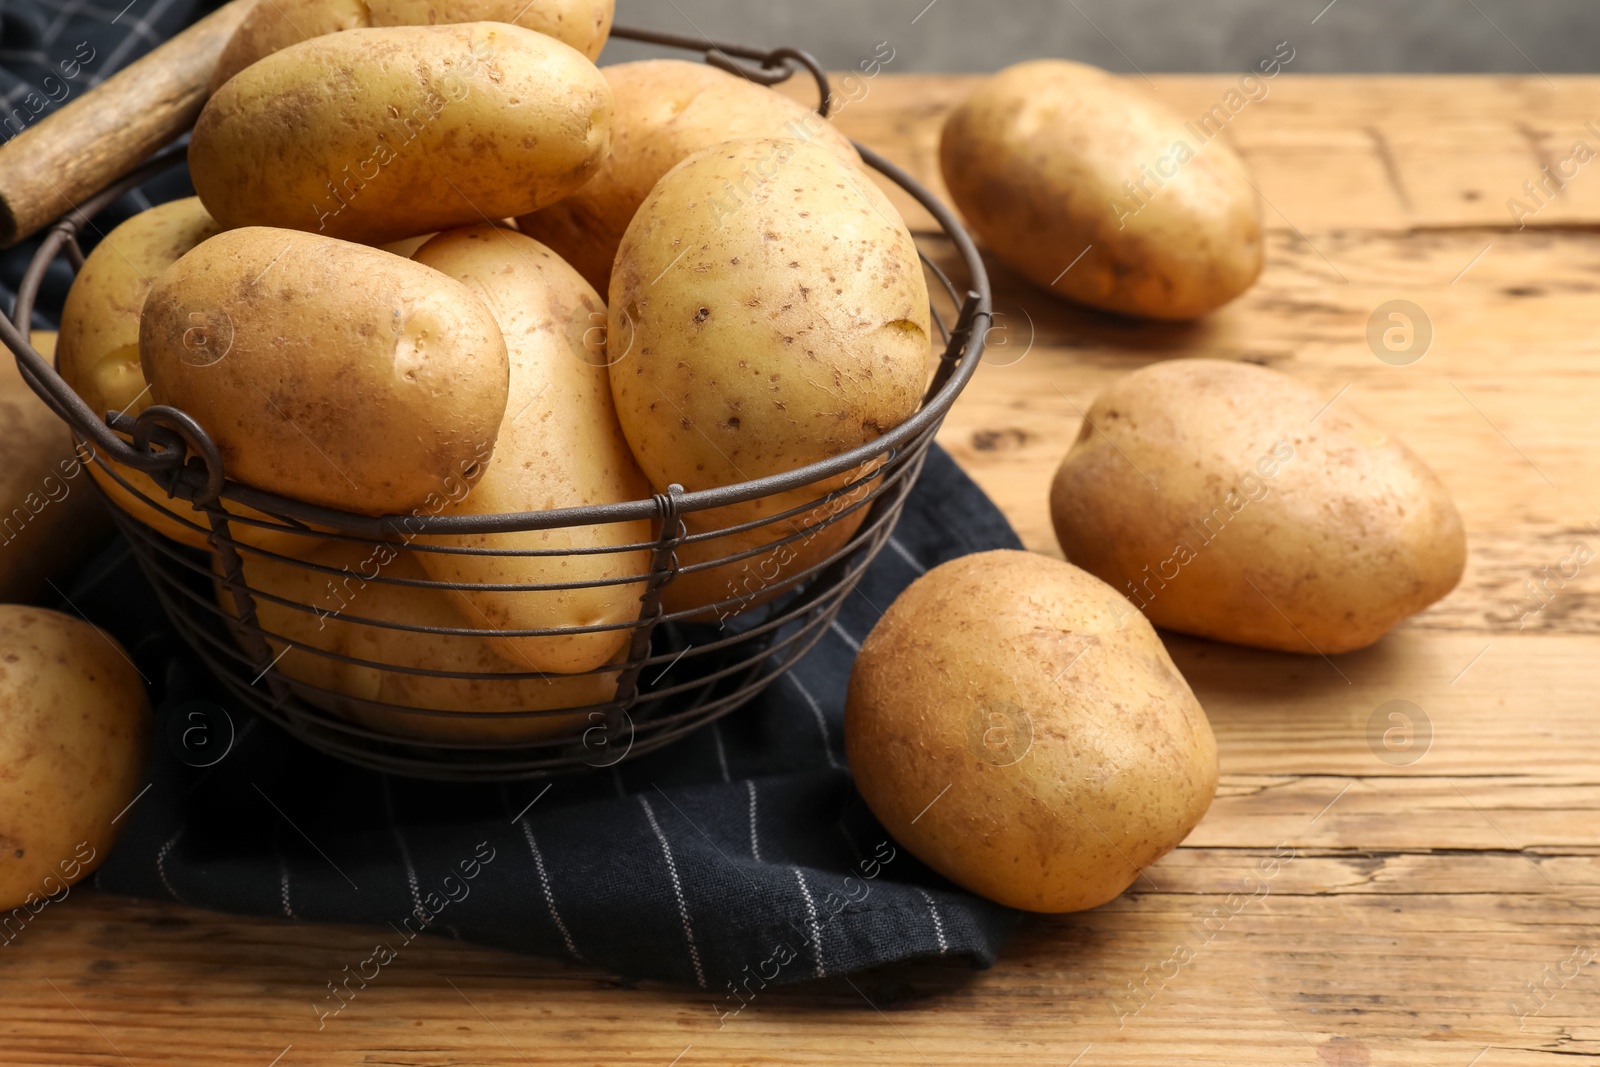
xmin=228 ymin=543 xmax=610 ymax=743
xmin=609 ymin=138 xmax=929 ymax=523
xmin=210 ymin=0 xmax=613 ymax=92
xmin=192 ymin=23 xmax=613 ymax=245
xmin=411 ymin=226 xmax=652 ymax=673
xmin=140 ymin=227 xmax=509 ymax=516
xmin=0 ymin=334 xmax=110 ymax=602
xmin=0 ymin=606 xmax=149 ymax=911
xmin=518 ymin=60 xmax=860 ymax=293
xmin=845 ymin=550 xmax=1218 ymax=913
xmin=940 ymin=60 xmax=1263 ymax=319
xmin=57 ymin=200 xmax=312 ymax=553
xmin=1050 ymin=359 xmax=1466 ymax=653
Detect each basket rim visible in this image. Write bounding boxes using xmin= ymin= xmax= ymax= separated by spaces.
xmin=0 ymin=24 xmax=992 ymax=541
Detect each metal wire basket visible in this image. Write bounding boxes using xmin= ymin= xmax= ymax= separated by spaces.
xmin=0 ymin=24 xmax=991 ymax=781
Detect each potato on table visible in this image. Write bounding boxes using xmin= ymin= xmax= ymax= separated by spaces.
xmin=140 ymin=227 xmax=509 ymax=516
xmin=941 ymin=60 xmax=1263 ymax=319
xmin=57 ymin=199 xmax=312 ymax=554
xmin=519 ymin=59 xmax=860 ymax=294
xmin=191 ymin=23 xmax=612 ymax=246
xmin=608 ymin=138 xmax=931 ymax=616
xmin=1050 ymin=359 xmax=1466 ymax=653
xmin=411 ymin=225 xmax=652 ymax=675
xmin=210 ymin=0 xmax=614 ymax=91
xmin=845 ymin=550 xmax=1218 ymax=913
xmin=0 ymin=606 xmax=148 ymax=911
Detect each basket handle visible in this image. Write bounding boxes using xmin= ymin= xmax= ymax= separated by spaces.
xmin=0 ymin=0 xmax=252 ymax=250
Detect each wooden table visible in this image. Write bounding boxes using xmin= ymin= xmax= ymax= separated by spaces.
xmin=7 ymin=74 xmax=1600 ymax=1066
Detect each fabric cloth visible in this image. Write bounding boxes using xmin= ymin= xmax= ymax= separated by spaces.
xmin=73 ymin=444 xmax=1025 ymax=989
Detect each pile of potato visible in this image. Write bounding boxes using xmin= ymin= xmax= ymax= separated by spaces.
xmin=9 ymin=16 xmax=1469 ymax=928
xmin=52 ymin=4 xmax=931 ymax=744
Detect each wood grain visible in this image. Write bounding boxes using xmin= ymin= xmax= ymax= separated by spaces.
xmin=5 ymin=74 xmax=1600 ymax=1067
xmin=0 ymin=0 xmax=250 ymax=248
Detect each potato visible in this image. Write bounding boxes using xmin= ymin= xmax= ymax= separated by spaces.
xmin=1050 ymin=359 xmax=1466 ymax=653
xmin=659 ymin=463 xmax=880 ymax=620
xmin=609 ymin=138 xmax=929 ymax=535
xmin=410 ymin=226 xmax=651 ymax=673
xmin=0 ymin=334 xmax=110 ymax=602
xmin=226 ymin=543 xmax=609 ymax=743
xmin=210 ymin=0 xmax=614 ymax=92
xmin=845 ymin=550 xmax=1218 ymax=913
xmin=191 ymin=24 xmax=612 ymax=245
xmin=518 ymin=59 xmax=860 ymax=293
xmin=57 ymin=200 xmax=315 ymax=554
xmin=940 ymin=60 xmax=1263 ymax=319
xmin=0 ymin=606 xmax=149 ymax=912
xmin=140 ymin=226 xmax=509 ymax=516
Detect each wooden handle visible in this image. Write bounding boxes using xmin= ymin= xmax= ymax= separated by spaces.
xmin=0 ymin=0 xmax=252 ymax=249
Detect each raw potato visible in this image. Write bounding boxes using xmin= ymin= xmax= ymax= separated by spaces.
xmin=411 ymin=226 xmax=652 ymax=673
xmin=226 ymin=543 xmax=609 ymax=743
xmin=609 ymin=137 xmax=929 ymax=540
xmin=0 ymin=334 xmax=110 ymax=601
xmin=191 ymin=23 xmax=613 ymax=245
xmin=210 ymin=0 xmax=614 ymax=92
xmin=57 ymin=200 xmax=311 ymax=554
xmin=140 ymin=227 xmax=509 ymax=516
xmin=1050 ymin=359 xmax=1467 ymax=653
xmin=518 ymin=59 xmax=860 ymax=293
xmin=659 ymin=463 xmax=881 ymax=620
xmin=0 ymin=606 xmax=149 ymax=911
xmin=940 ymin=60 xmax=1263 ymax=319
xmin=845 ymin=550 xmax=1218 ymax=913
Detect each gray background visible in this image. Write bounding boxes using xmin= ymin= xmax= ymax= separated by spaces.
xmin=602 ymin=0 xmax=1597 ymax=74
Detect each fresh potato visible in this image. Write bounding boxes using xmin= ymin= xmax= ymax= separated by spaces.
xmin=226 ymin=543 xmax=610 ymax=742
xmin=845 ymin=550 xmax=1218 ymax=913
xmin=140 ymin=226 xmax=509 ymax=516
xmin=210 ymin=0 xmax=614 ymax=92
xmin=0 ymin=606 xmax=149 ymax=912
xmin=610 ymin=138 xmax=928 ymax=539
xmin=940 ymin=60 xmax=1263 ymax=319
xmin=659 ymin=461 xmax=881 ymax=620
xmin=518 ymin=59 xmax=860 ymax=293
xmin=57 ymin=200 xmax=315 ymax=554
xmin=410 ymin=226 xmax=652 ymax=673
xmin=0 ymin=334 xmax=110 ymax=601
xmin=1050 ymin=359 xmax=1466 ymax=653
xmin=608 ymin=138 xmax=928 ymax=617
xmin=191 ymin=24 xmax=612 ymax=245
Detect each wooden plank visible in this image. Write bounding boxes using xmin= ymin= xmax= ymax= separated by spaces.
xmin=789 ymin=74 xmax=1600 ymax=234
xmin=6 ymin=74 xmax=1600 ymax=1067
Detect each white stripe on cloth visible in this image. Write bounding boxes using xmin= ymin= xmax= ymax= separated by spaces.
xmin=638 ymin=796 xmax=706 ymax=989
xmin=383 ymin=778 xmax=426 ymax=924
xmin=829 ymin=619 xmax=861 ymax=653
xmin=887 ymin=535 xmax=928 ymax=575
xmin=271 ymin=825 xmax=293 ymax=920
xmin=519 ymin=819 xmax=582 ymax=962
xmin=785 ymin=673 xmax=842 ymax=770
xmin=916 ymin=888 xmax=949 ymax=954
xmin=155 ymin=826 xmax=185 ymax=905
xmin=792 ymin=868 xmax=826 ymax=979
xmin=745 ymin=780 xmax=762 ymax=863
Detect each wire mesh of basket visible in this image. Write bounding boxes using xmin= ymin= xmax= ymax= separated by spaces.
xmin=0 ymin=24 xmax=992 ymax=781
